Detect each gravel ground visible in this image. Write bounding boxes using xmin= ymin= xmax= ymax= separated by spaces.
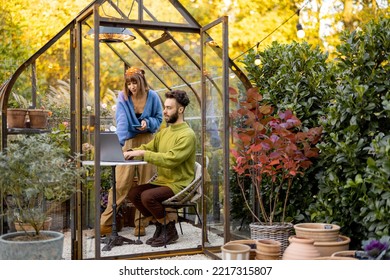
xmin=62 ymin=222 xmax=223 ymax=260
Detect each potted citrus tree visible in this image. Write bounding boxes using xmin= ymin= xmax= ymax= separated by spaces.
xmin=0 ymin=134 xmax=86 ymax=259
xmin=230 ymin=87 xmax=322 ymax=253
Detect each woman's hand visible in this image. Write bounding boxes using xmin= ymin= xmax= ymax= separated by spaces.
xmin=138 ymin=119 xmax=147 ymax=131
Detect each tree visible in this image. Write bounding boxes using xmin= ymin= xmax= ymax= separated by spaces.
xmin=0 ymin=6 xmax=29 ymax=83
xmin=0 ymin=0 xmax=90 ymax=84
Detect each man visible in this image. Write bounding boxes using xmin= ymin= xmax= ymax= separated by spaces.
xmin=125 ymin=90 xmax=196 ymax=247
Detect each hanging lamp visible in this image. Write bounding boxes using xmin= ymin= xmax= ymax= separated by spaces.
xmin=85 ymin=26 xmax=136 ymax=43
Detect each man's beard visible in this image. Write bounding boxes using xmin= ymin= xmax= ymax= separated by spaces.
xmin=165 ymin=109 xmax=179 ymax=124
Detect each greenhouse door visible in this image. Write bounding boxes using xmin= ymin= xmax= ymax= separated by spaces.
xmin=201 ymin=16 xmax=230 ymax=256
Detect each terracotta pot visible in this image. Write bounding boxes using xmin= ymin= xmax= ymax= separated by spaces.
xmin=14 ymin=217 xmax=53 ymax=232
xmin=294 ymin=223 xmax=340 ymax=242
xmin=282 ymin=236 xmax=321 ymax=260
xmin=255 ymin=249 xmax=280 ymax=260
xmin=221 ymin=243 xmax=251 ymax=260
xmin=7 ymin=108 xmax=27 ymax=128
xmin=331 ymin=250 xmax=359 ymax=259
xmin=313 ymin=235 xmax=351 ymax=257
xmin=227 ymin=240 xmax=257 ymax=260
xmin=28 ymin=109 xmax=49 ymax=129
xmin=315 ymin=256 xmax=357 ymax=260
xmin=250 ymin=222 xmax=293 ymax=255
xmin=256 ymin=239 xmax=281 ymax=255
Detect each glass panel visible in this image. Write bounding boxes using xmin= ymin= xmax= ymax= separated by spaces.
xmin=99 ymin=0 xmax=138 ymax=20
xmin=98 ymin=1 xmax=195 ymax=26
xmin=228 ymin=73 xmax=250 ymax=240
xmin=6 ymin=70 xmax=32 ymax=109
xmin=142 ymin=0 xmax=188 ymax=24
xmin=3 ymin=29 xmax=75 ymax=258
xmin=202 ymin=20 xmax=226 ymax=253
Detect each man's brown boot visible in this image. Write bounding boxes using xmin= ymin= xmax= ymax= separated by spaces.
xmin=146 ymin=222 xmax=163 ymax=245
xmin=150 ymin=221 xmax=178 ymax=247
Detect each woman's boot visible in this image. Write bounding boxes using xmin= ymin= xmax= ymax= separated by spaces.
xmin=133 ymin=214 xmax=152 ymax=237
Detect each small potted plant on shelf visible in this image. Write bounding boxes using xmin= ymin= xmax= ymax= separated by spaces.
xmin=0 ymin=134 xmax=86 ymax=259
xmin=230 ymin=87 xmax=322 ymax=253
xmin=6 ymin=93 xmax=30 ymax=128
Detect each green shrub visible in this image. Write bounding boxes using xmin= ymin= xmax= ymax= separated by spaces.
xmin=242 ymin=41 xmax=333 ymax=129
xmin=0 ymin=134 xmax=86 ymax=235
xmin=311 ymin=18 xmax=390 ymax=247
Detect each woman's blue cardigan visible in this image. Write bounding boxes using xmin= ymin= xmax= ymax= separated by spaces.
xmin=115 ymin=89 xmax=163 ymax=146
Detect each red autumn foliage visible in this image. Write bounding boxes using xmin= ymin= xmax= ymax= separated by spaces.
xmin=230 ymin=87 xmax=323 ymax=224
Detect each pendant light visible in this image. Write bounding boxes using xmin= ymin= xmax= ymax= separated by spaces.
xmin=85 ymin=26 xmax=136 ymax=43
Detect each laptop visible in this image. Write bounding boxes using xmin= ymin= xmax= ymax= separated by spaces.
xmin=100 ymin=132 xmax=143 ymax=163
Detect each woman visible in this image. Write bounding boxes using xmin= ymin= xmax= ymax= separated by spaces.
xmin=100 ymin=67 xmax=163 ymax=237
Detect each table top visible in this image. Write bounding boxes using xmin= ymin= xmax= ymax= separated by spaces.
xmin=82 ymin=160 xmax=147 ymax=166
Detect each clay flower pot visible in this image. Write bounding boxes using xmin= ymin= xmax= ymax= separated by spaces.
xmin=7 ymin=108 xmax=27 ymax=128
xmin=282 ymin=236 xmax=321 ymax=260
xmin=14 ymin=217 xmax=53 ymax=232
xmin=250 ymin=222 xmax=294 ymax=254
xmin=315 ymin=256 xmax=357 ymax=260
xmin=256 ymin=239 xmax=281 ymax=255
xmin=221 ymin=243 xmax=251 ymax=260
xmin=227 ymin=240 xmax=257 ymax=260
xmin=314 ymin=235 xmax=351 ymax=257
xmin=28 ymin=109 xmax=50 ymax=129
xmin=331 ymin=250 xmax=360 ymax=259
xmin=294 ymin=223 xmax=340 ymax=242
xmin=255 ymin=249 xmax=280 ymax=260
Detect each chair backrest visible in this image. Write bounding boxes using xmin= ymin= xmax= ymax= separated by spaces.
xmin=162 ymin=162 xmax=202 ymax=206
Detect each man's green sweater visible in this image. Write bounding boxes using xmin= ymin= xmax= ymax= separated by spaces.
xmin=135 ymin=122 xmax=196 ymax=194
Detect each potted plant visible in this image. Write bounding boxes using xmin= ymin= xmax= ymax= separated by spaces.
xmin=0 ymin=134 xmax=86 ymax=259
xmin=6 ymin=92 xmax=52 ymax=129
xmin=230 ymin=87 xmax=322 ymax=253
xmin=6 ymin=93 xmax=30 ymax=128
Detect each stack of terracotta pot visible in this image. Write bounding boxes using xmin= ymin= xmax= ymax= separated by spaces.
xmin=255 ymin=239 xmax=281 ymax=260
xmin=283 ymin=223 xmax=351 ymax=259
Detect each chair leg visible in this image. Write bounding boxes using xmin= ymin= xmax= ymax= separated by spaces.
xmin=192 ymin=205 xmax=202 ymax=225
xmin=163 ymin=208 xmax=167 ymax=248
xmin=176 ymin=209 xmax=183 ymax=235
xmin=137 ymin=212 xmax=141 ymax=237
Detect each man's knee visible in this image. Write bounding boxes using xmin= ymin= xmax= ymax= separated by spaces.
xmin=128 ymin=184 xmax=146 ymax=200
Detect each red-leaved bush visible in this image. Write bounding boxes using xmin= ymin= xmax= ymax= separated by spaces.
xmin=230 ymin=87 xmax=322 ymax=224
